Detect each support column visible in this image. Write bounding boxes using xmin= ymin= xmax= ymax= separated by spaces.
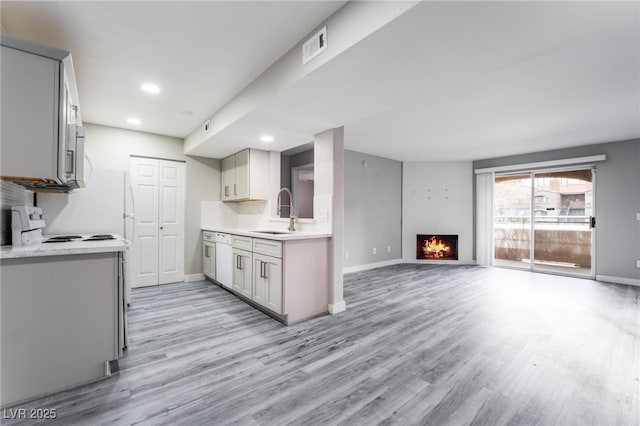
xmin=314 ymin=127 xmax=345 ymax=314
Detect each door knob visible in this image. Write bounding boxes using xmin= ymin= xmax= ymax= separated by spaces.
xmin=160 ymin=226 xmax=164 ymax=230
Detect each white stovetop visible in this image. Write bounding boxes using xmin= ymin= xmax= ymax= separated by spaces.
xmin=1 ymin=235 xmax=129 ymax=259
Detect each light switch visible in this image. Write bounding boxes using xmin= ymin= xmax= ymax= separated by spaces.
xmin=637 ymin=213 xmax=640 ymax=221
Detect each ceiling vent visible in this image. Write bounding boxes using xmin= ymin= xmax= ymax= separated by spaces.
xmin=302 ymin=26 xmax=327 ymax=65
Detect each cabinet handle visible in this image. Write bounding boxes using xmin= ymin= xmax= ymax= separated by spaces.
xmin=263 ymin=262 xmax=268 ymax=279
xmin=259 ymin=261 xmax=264 ymax=278
xmin=66 ymin=150 xmax=75 ymax=174
xmin=205 ymin=246 xmax=209 ymax=258
xmin=234 ymin=183 xmax=237 ymax=195
xmin=71 ymin=105 xmax=78 ymax=122
xmin=225 ymin=186 xmax=229 ymax=197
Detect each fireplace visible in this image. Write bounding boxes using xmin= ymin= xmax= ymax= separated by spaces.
xmin=416 ymin=234 xmax=458 ymax=260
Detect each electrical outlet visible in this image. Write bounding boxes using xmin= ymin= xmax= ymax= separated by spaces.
xmin=387 ymin=246 xmax=391 ymax=253
xmin=317 ymin=210 xmax=329 ymax=221
xmin=345 ymin=251 xmax=349 ymax=258
xmin=372 ymin=247 xmax=376 ymax=255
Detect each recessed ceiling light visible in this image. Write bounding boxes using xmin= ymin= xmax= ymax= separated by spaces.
xmin=141 ymin=83 xmax=160 ymax=94
xmin=260 ymin=135 xmax=274 ymax=143
xmin=127 ymin=118 xmax=141 ymax=125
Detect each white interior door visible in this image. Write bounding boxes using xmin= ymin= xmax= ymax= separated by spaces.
xmin=158 ymin=161 xmax=185 ymax=284
xmin=130 ymin=157 xmax=185 ymax=288
xmin=130 ymin=157 xmax=159 ymax=287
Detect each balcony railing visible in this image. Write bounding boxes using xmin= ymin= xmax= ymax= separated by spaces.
xmin=494 ymin=215 xmax=591 ymax=267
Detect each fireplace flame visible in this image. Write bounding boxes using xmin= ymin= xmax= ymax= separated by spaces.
xmin=424 ymin=236 xmax=451 ymax=258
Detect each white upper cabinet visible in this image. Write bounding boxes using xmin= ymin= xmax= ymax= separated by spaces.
xmin=1 ymin=34 xmax=84 ymax=192
xmin=221 ymin=149 xmax=269 ymax=202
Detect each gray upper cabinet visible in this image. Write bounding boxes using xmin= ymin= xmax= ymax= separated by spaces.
xmin=221 ymin=149 xmax=269 ymax=202
xmin=1 ymin=34 xmax=84 ymax=192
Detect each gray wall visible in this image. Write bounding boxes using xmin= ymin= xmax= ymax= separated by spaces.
xmin=473 ymin=139 xmax=640 ymax=282
xmin=185 ymin=156 xmax=220 ymax=274
xmin=344 ymin=150 xmax=402 ymax=268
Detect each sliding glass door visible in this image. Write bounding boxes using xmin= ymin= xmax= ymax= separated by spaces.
xmin=494 ymin=174 xmax=532 ymax=270
xmin=531 ymin=170 xmax=593 ymax=276
xmin=494 ymin=168 xmax=594 ymax=278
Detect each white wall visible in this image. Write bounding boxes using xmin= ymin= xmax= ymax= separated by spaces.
xmin=83 ymin=123 xmax=220 ymax=277
xmin=402 ymin=161 xmax=474 ymax=264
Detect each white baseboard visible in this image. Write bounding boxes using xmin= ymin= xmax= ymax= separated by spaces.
xmin=343 ymin=259 xmax=404 ymax=274
xmin=184 ymin=273 xmax=205 ymax=282
xmin=596 ymin=275 xmax=640 ymax=287
xmin=328 ymin=300 xmax=346 ymax=314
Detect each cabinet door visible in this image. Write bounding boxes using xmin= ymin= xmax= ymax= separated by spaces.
xmin=234 ymin=149 xmax=249 ymax=200
xmin=252 ymin=255 xmax=268 ymax=306
xmin=221 ymin=155 xmax=236 ymax=201
xmin=1 ymin=46 xmax=59 ymax=180
xmin=232 ymin=248 xmax=252 ymax=299
xmin=253 ymin=253 xmax=283 ymax=314
xmin=203 ymin=242 xmax=215 ymax=280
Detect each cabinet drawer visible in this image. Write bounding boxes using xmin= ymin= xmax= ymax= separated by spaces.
xmin=232 ymin=235 xmax=252 ymax=250
xmin=203 ymin=231 xmax=215 ymax=242
xmin=253 ymin=238 xmax=282 ymax=258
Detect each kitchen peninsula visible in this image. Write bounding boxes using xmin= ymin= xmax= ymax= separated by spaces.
xmin=202 ymin=226 xmax=331 ymax=325
xmin=0 ymin=238 xmax=128 ymax=407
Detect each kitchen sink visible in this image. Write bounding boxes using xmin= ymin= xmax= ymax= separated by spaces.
xmin=252 ymin=230 xmax=292 ymax=235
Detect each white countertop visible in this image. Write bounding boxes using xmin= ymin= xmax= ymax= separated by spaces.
xmin=201 ymin=226 xmax=331 ymax=241
xmin=1 ymin=237 xmax=129 ymax=259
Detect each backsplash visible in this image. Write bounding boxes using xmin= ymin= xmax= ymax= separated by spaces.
xmin=201 ymin=195 xmax=331 ymax=233
xmin=0 ymin=182 xmax=34 ymax=245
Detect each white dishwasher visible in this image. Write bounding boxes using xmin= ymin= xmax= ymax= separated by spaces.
xmin=214 ymin=233 xmax=233 ymax=290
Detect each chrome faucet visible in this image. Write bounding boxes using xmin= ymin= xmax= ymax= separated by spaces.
xmin=276 ymin=187 xmax=296 ymax=232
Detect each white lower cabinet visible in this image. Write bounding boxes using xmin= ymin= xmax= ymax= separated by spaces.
xmin=253 ymin=253 xmax=283 ymax=314
xmin=1 ymin=252 xmax=123 ymax=406
xmin=232 ymin=248 xmax=253 ymax=299
xmin=203 ymin=231 xmax=215 ymax=280
xmin=208 ymin=230 xmax=329 ymax=324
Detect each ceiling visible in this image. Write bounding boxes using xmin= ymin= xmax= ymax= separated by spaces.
xmin=2 ymin=1 xmax=639 ymax=162
xmin=0 ymin=1 xmax=346 ymax=138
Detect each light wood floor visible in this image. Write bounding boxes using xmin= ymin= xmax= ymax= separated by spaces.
xmin=4 ymin=264 xmax=640 ymax=425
